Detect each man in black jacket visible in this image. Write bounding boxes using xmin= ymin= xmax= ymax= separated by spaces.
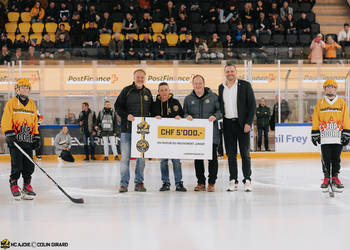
xmin=152 ymin=82 xmax=187 ymax=192
xmin=256 ymin=97 xmax=270 ymax=151
xmin=78 ymin=102 xmax=97 ymax=161
xmin=218 ymin=63 xmax=256 ymax=192
xmin=114 ymin=69 xmax=153 ymax=193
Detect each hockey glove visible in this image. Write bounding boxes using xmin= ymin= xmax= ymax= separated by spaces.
xmin=341 ymin=131 xmax=350 ymax=146
xmin=5 ymin=130 xmax=16 ymax=148
xmin=32 ymin=134 xmax=41 ymax=149
xmin=311 ymin=130 xmax=320 ymax=146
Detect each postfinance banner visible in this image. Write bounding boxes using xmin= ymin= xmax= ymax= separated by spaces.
xmin=131 ymin=117 xmax=213 ymax=159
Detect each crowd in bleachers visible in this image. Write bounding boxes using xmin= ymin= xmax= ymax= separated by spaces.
xmin=0 ymin=0 xmax=346 ymax=63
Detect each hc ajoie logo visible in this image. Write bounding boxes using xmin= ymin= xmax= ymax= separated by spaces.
xmin=1 ymin=239 xmax=10 ymax=249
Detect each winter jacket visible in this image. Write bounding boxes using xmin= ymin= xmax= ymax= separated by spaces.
xmin=54 ymin=131 xmax=72 ymax=155
xmin=96 ymin=108 xmax=118 ymax=137
xmin=152 ymin=94 xmax=184 ymax=118
xmin=78 ymin=109 xmax=97 ymax=134
xmin=183 ymin=87 xmax=222 ymax=144
xmin=256 ymin=104 xmax=270 ymax=128
xmin=114 ymin=82 xmax=153 ymax=133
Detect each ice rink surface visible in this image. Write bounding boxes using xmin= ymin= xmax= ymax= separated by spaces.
xmin=0 ymin=158 xmax=349 ymax=250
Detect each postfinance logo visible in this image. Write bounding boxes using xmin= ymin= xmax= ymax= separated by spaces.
xmin=1 ymin=239 xmax=10 ymax=249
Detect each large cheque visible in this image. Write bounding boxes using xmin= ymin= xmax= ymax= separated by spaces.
xmin=131 ymin=117 xmax=213 ymax=159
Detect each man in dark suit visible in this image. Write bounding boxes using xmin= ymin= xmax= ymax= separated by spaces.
xmin=218 ymin=63 xmax=256 ymax=192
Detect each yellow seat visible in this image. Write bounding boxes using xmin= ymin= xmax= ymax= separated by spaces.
xmin=59 ymin=22 xmax=71 ymax=31
xmin=32 ymin=22 xmax=44 ymax=33
xmin=8 ymin=12 xmax=20 ymax=22
xmin=152 ymin=22 xmax=164 ymax=33
xmin=16 ymin=33 xmax=29 ymax=41
xmin=45 ymin=22 xmax=57 ymax=33
xmin=18 ymin=22 xmax=31 ymax=33
xmin=126 ymin=33 xmax=138 ymax=40
xmin=112 ymin=22 xmax=122 ymax=33
xmin=152 ymin=33 xmax=165 ymax=42
xmin=48 ymin=33 xmax=56 ymax=42
xmin=30 ymin=33 xmax=42 ymax=44
xmin=7 ymin=33 xmax=16 ymax=43
xmin=179 ymin=33 xmax=192 ymax=41
xmin=139 ymin=34 xmax=151 ymax=41
xmin=20 ymin=12 xmax=32 ymax=22
xmin=5 ymin=22 xmax=17 ymax=33
xmin=84 ymin=22 xmax=98 ymax=29
xmin=166 ymin=33 xmax=179 ymax=46
xmin=99 ymin=34 xmax=111 ymax=46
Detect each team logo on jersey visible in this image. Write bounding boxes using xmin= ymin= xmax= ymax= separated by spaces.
xmin=173 ymin=105 xmax=179 ymax=112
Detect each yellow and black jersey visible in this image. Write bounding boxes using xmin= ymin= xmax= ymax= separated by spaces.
xmin=312 ymin=96 xmax=350 ymax=144
xmin=1 ymin=96 xmax=39 ymax=143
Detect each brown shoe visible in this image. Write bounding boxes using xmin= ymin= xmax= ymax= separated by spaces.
xmin=194 ymin=184 xmax=206 ymax=191
xmin=207 ymin=184 xmax=215 ymax=192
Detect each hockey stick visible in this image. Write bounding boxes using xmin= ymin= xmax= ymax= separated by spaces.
xmin=14 ymin=142 xmax=84 ymax=204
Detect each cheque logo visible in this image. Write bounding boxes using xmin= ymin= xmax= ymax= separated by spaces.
xmin=1 ymin=239 xmax=10 ymax=249
xmin=136 ymin=120 xmax=150 ymax=154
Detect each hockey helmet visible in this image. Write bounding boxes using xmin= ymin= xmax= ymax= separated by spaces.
xmin=15 ymin=78 xmax=31 ymax=91
xmin=323 ymin=80 xmax=337 ymax=89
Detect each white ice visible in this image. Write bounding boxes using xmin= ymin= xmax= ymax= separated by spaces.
xmin=0 ymin=158 xmax=349 ymax=250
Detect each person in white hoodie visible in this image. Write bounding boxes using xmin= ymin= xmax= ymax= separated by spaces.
xmin=54 ymin=125 xmax=74 ymax=162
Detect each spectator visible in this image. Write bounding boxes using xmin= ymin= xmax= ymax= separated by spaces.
xmin=271 ymin=95 xmax=290 ymax=127
xmin=65 ymin=109 xmax=77 ymax=124
xmin=29 ymin=38 xmax=39 ymax=49
xmin=177 ymin=13 xmax=189 ymax=34
xmin=56 ymin=24 xmax=70 ymax=41
xmin=26 ymin=46 xmax=36 ymax=62
xmin=0 ymin=46 xmax=11 ymax=65
xmin=78 ymin=102 xmax=97 ymax=161
xmin=223 ymin=34 xmax=236 ymax=59
xmin=152 ymin=6 xmax=163 ymax=22
xmin=280 ymin=1 xmax=293 ymax=22
xmin=270 ymin=13 xmax=284 ymax=34
xmin=164 ymin=1 xmax=176 ymax=23
xmin=268 ymin=2 xmax=279 ymax=18
xmin=59 ymin=2 xmax=71 ymax=22
xmin=98 ymin=12 xmax=113 ymax=34
xmin=54 ymin=33 xmax=71 ymax=60
xmin=237 ymin=33 xmax=249 ymax=59
xmin=255 ymin=0 xmax=266 ymax=15
xmin=241 ymin=2 xmax=255 ymax=25
xmin=0 ymin=34 xmax=13 ymax=49
xmin=189 ymin=0 xmax=200 ymax=13
xmin=45 ymin=1 xmax=58 ymax=22
xmin=70 ymin=12 xmax=83 ymax=48
xmin=139 ymin=33 xmax=154 ymax=60
xmin=16 ymin=0 xmax=33 ymax=12
xmin=255 ymin=12 xmax=271 ymax=37
xmin=180 ymin=34 xmax=194 ymax=60
xmin=12 ymin=48 xmax=25 ymax=62
xmin=249 ymin=34 xmax=267 ymax=61
xmin=54 ymin=125 xmax=74 ymax=162
xmin=83 ymin=22 xmax=100 ymax=48
xmin=207 ymin=33 xmax=224 ymax=60
xmin=124 ymin=0 xmax=139 ymax=16
xmin=245 ymin=24 xmax=255 ymax=41
xmin=284 ymin=14 xmax=297 ymax=34
xmin=15 ymin=35 xmax=29 ymax=51
xmin=256 ymin=98 xmax=270 ymax=151
xmin=153 ymin=35 xmax=167 ymax=59
xmin=194 ymin=36 xmax=209 ymax=61
xmin=65 ymin=0 xmax=74 ymax=12
xmin=124 ymin=34 xmax=139 ymax=59
xmin=86 ymin=5 xmax=100 ymax=23
xmin=204 ymin=6 xmax=218 ymax=24
xmin=138 ymin=12 xmax=153 ymax=34
xmin=219 ymin=4 xmax=239 ymax=24
xmin=140 ymin=0 xmax=151 ymax=11
xmin=8 ymin=0 xmax=21 ymax=12
xmin=163 ymin=17 xmax=177 ymax=34
xmin=40 ymin=34 xmax=55 ymax=59
xmin=338 ymin=23 xmax=350 ymax=47
xmin=109 ymin=33 xmax=125 ymax=60
xmin=112 ymin=0 xmax=123 ymax=14
xmin=325 ymin=35 xmax=341 ymax=59
xmin=30 ymin=1 xmax=45 ymax=23
xmin=178 ymin=3 xmax=188 ymax=17
xmin=75 ymin=3 xmax=86 ymax=22
xmin=310 ymin=33 xmax=325 ymax=64
xmin=232 ymin=22 xmax=245 ymax=42
xmin=122 ymin=13 xmax=138 ymax=34
xmin=296 ymin=12 xmax=311 ymax=34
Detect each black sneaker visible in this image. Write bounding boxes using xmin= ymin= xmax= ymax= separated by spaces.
xmin=175 ymin=183 xmax=187 ymax=192
xmin=159 ymin=183 xmax=170 ymax=192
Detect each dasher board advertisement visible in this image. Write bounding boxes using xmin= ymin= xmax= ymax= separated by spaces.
xmin=131 ymin=117 xmax=213 ymax=159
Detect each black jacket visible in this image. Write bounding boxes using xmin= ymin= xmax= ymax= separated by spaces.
xmin=256 ymin=104 xmax=270 ymax=128
xmin=114 ymin=83 xmax=153 ymax=133
xmin=218 ymin=79 xmax=256 ymax=129
xmin=152 ymin=94 xmax=184 ymax=118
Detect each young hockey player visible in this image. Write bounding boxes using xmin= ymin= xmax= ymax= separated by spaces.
xmin=311 ymin=80 xmax=350 ymax=192
xmin=1 ymin=78 xmax=40 ymax=200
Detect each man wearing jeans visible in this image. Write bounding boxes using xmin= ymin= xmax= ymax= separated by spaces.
xmin=152 ymin=82 xmax=187 ymax=192
xmin=78 ymin=102 xmax=97 ymax=161
xmin=114 ymin=69 xmax=153 ymax=193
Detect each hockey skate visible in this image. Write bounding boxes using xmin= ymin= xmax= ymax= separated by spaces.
xmin=321 ymin=177 xmax=330 ymax=192
xmin=22 ymin=183 xmax=36 ymax=200
xmin=10 ymin=179 xmax=21 ymax=201
xmin=332 ymin=176 xmax=344 ymax=193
